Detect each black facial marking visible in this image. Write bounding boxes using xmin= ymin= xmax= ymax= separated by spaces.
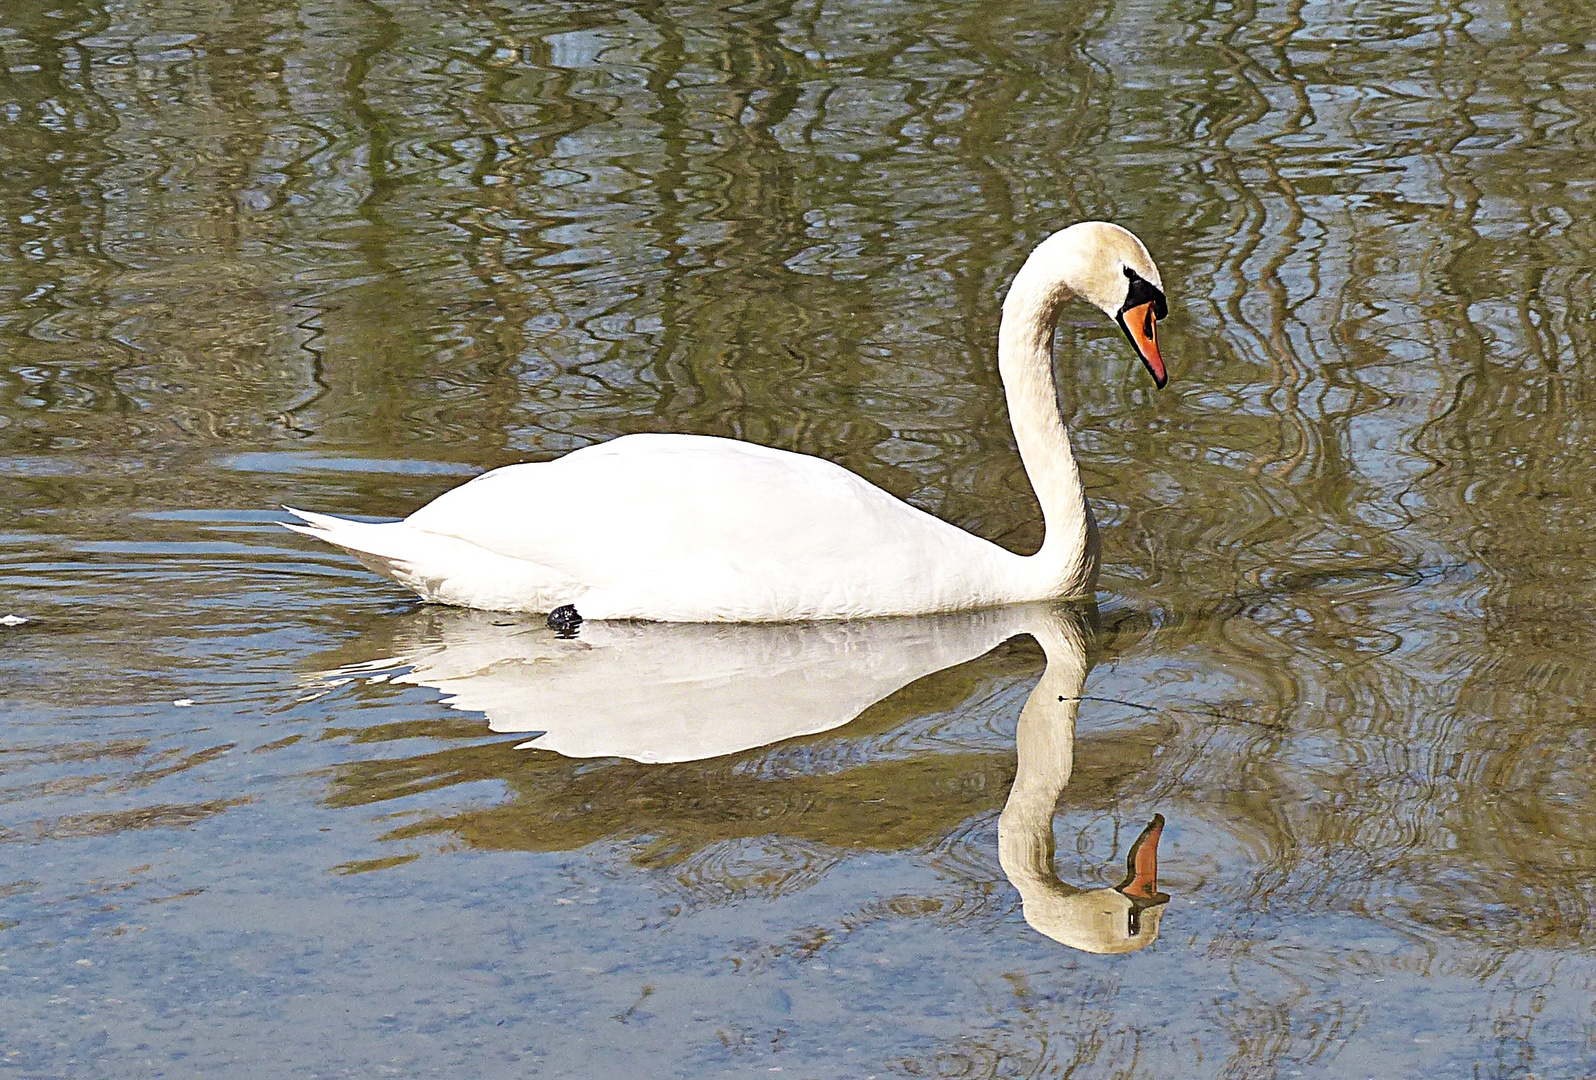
xmin=1120 ymin=266 xmax=1168 ymax=320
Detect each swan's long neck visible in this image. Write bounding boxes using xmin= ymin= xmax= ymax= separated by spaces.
xmin=996 ymin=613 xmax=1088 ymax=898
xmin=999 ymin=274 xmax=1100 ymax=599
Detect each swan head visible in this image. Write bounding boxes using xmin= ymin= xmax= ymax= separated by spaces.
xmin=1022 ymin=882 xmax=1169 ymax=955
xmin=1003 ymin=813 xmax=1172 ymax=955
xmin=1007 ymin=221 xmax=1170 ymax=388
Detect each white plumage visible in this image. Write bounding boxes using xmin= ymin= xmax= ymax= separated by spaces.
xmin=285 ymin=222 xmax=1169 ymax=622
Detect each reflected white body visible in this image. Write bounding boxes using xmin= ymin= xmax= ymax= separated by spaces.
xmin=321 ymin=603 xmax=1168 ymax=953
xmin=284 ymin=223 xmax=1165 ymax=621
xmin=332 ymin=605 xmax=1036 ymax=763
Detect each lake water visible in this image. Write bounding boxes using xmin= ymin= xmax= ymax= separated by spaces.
xmin=3 ymin=0 xmax=1595 ymax=1076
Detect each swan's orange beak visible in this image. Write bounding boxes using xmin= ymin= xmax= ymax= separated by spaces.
xmin=1116 ymin=813 xmax=1170 ymax=904
xmin=1117 ymin=302 xmax=1166 ymax=389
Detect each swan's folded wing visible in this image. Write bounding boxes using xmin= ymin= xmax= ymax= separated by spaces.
xmin=401 ymin=433 xmax=1012 ymax=616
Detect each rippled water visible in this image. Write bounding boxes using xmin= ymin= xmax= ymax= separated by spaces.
xmin=3 ymin=0 xmax=1595 ymax=1075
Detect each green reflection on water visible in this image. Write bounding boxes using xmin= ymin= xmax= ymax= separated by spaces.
xmin=3 ymin=0 xmax=1596 ymax=1074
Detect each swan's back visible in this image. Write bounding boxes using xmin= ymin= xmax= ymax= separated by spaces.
xmin=405 ymin=433 xmax=1021 ymax=620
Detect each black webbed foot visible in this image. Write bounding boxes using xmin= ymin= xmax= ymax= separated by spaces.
xmin=546 ymin=604 xmax=583 ymax=637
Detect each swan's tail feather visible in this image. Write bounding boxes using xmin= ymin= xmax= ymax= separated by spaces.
xmin=282 ymin=507 xmax=419 ymax=566
xmin=280 ymin=507 xmax=580 ymax=613
xmin=283 ymin=506 xmax=362 ymax=534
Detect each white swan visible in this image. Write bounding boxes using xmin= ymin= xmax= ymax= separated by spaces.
xmin=284 ymin=222 xmax=1168 ymax=622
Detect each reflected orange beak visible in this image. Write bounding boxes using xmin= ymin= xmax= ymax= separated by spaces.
xmin=1116 ymin=813 xmax=1169 ymax=904
xmin=1117 ymin=302 xmax=1166 ymax=389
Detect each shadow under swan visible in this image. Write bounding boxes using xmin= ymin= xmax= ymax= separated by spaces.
xmin=321 ymin=604 xmax=1171 ymax=954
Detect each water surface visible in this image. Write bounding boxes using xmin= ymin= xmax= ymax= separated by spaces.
xmin=3 ymin=0 xmax=1595 ymax=1075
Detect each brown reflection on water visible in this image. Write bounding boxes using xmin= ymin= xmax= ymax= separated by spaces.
xmin=334 ymin=731 xmax=1157 ymax=871
xmin=0 ymin=734 xmax=252 ymax=844
xmin=1 ymin=797 xmax=250 ymax=844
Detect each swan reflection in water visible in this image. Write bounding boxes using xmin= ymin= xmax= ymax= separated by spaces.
xmin=322 ymin=604 xmax=1170 ymax=954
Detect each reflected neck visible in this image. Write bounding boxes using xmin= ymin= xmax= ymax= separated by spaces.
xmin=996 ymin=612 xmax=1088 ymax=896
xmin=998 ymin=279 xmax=1099 ymax=599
